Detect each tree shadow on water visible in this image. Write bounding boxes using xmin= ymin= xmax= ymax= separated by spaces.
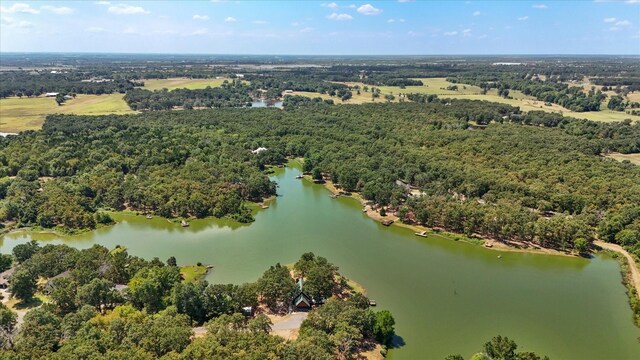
xmin=391 ymin=334 xmax=406 ymax=349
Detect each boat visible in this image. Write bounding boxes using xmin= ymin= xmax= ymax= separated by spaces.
xmin=414 ymin=231 xmax=427 ymax=237
xmin=180 ymin=220 xmax=189 ymax=227
xmin=369 ymin=300 xmax=377 ymax=306
xmin=145 ymin=214 xmax=153 ymax=219
xmin=497 ymin=255 xmax=502 ymax=259
xmin=295 ymin=174 xmax=304 ymax=179
xmin=484 ymin=242 xmax=493 ymax=248
xmin=381 ymin=219 xmax=394 ymax=226
xmin=329 ymin=194 xmax=337 ymax=199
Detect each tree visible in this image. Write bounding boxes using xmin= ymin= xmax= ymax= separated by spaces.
xmin=573 ymin=237 xmax=589 ymax=254
xmin=374 ymin=310 xmax=395 ymax=347
xmin=483 ymin=335 xmax=518 ymax=360
xmin=14 ymin=308 xmax=62 ymax=356
xmin=50 ymin=277 xmax=78 ymax=315
xmin=77 ymin=278 xmax=117 ymax=310
xmin=12 ymin=240 xmax=40 ymax=263
xmin=55 ymin=93 xmax=65 ymax=106
xmin=167 ymin=256 xmax=177 ymax=267
xmin=0 ymin=303 xmax=17 ymax=349
xmin=312 ymin=168 xmax=323 ymax=181
xmin=0 ymin=254 xmax=12 ymax=273
xmin=9 ymin=268 xmax=37 ymax=302
xmin=256 ymin=263 xmax=296 ymax=312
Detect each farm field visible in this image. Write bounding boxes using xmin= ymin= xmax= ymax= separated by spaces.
xmin=329 ymin=78 xmax=640 ymax=122
xmin=140 ymin=77 xmax=230 ymax=90
xmin=606 ymin=152 xmax=640 ymax=165
xmin=0 ymin=94 xmax=135 ymax=133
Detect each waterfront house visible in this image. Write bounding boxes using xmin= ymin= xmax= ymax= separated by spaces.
xmin=292 ymin=278 xmax=312 ymax=310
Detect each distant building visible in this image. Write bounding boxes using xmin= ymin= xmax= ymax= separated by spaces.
xmin=235 ymin=74 xmax=245 ymax=78
xmin=44 ymin=92 xmax=59 ymax=97
xmin=251 ymin=147 xmax=268 ymax=154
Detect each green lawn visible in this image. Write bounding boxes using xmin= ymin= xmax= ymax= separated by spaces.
xmin=180 ymin=265 xmax=209 ymax=283
xmin=0 ymin=94 xmax=135 ymax=133
xmin=140 ymin=78 xmax=231 ymax=91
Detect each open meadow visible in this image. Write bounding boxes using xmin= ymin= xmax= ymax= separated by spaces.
xmin=140 ymin=77 xmax=230 ymax=90
xmin=325 ymin=78 xmax=640 ymax=122
xmin=0 ymin=94 xmax=135 ymax=132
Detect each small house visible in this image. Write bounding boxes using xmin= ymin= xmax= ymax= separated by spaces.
xmin=292 ymin=278 xmax=313 ymax=310
xmin=42 ymin=270 xmax=71 ymax=295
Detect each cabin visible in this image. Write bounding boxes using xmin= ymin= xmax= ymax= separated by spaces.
xmin=42 ymin=270 xmax=71 ymax=295
xmin=292 ymin=278 xmax=313 ymax=311
xmin=0 ymin=267 xmax=15 ymax=289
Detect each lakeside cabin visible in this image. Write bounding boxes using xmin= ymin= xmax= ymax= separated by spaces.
xmin=292 ymin=278 xmax=313 ymax=311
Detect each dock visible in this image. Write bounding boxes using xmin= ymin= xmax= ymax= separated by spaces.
xmin=415 ymin=230 xmax=427 ymax=237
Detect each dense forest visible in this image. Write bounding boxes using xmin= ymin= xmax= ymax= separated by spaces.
xmin=0 ymin=246 xmax=395 ymax=359
xmin=1 ymin=102 xmax=639 ymax=256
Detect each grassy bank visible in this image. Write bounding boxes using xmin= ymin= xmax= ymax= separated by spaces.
xmin=140 ymin=78 xmax=230 ymax=91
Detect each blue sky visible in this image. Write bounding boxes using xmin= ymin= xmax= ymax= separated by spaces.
xmin=0 ymin=1 xmax=639 ymax=54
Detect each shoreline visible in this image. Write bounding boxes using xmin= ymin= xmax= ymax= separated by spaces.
xmin=311 ymin=175 xmax=573 ymax=258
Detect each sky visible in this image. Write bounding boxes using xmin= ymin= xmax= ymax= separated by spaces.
xmin=0 ymin=0 xmax=639 ymax=55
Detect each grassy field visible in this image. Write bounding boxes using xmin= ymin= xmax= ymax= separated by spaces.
xmin=606 ymin=152 xmax=640 ymax=165
xmin=323 ymin=78 xmax=640 ymax=122
xmin=0 ymin=94 xmax=135 ymax=133
xmin=141 ymin=78 xmax=230 ymax=90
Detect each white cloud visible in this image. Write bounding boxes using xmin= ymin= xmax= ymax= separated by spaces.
xmin=625 ymin=0 xmax=640 ymax=3
xmin=357 ymin=4 xmax=382 ymax=15
xmin=532 ymin=4 xmax=548 ymax=9
xmin=473 ymin=11 xmax=481 ymax=16
xmin=603 ymin=17 xmax=616 ymax=22
xmin=0 ymin=16 xmax=33 ymax=28
xmin=407 ymin=30 xmax=422 ymax=36
xmin=387 ymin=18 xmax=405 ymax=23
xmin=347 ymin=4 xmax=356 ymax=8
xmin=322 ymin=2 xmax=339 ymax=8
xmin=192 ymin=28 xmax=208 ymax=35
xmin=224 ymin=16 xmax=236 ymax=22
xmin=327 ymin=13 xmax=353 ymax=20
xmin=398 ymin=0 xmax=415 ymax=2
xmin=95 ymin=1 xmax=111 ymax=5
xmin=41 ymin=5 xmax=74 ymax=15
xmin=254 ymin=20 xmax=267 ymax=24
xmin=462 ymin=28 xmax=472 ymax=36
xmin=615 ymin=20 xmax=632 ymax=26
xmin=86 ymin=26 xmax=106 ymax=33
xmin=299 ymin=27 xmax=313 ymax=33
xmin=41 ymin=6 xmax=74 ymax=15
xmin=518 ymin=16 xmax=529 ymax=21
xmin=193 ymin=14 xmax=209 ymax=20
xmin=444 ymin=31 xmax=458 ymax=36
xmin=108 ymin=4 xmax=149 ymax=15
xmin=0 ymin=3 xmax=40 ymax=14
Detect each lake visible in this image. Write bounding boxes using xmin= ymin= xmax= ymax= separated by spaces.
xmin=1 ymin=163 xmax=639 ymax=359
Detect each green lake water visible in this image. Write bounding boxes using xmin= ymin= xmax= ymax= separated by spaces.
xmin=1 ymin=165 xmax=639 ymax=359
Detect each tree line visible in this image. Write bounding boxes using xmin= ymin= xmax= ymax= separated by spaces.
xmin=0 ymin=245 xmax=394 ymax=359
